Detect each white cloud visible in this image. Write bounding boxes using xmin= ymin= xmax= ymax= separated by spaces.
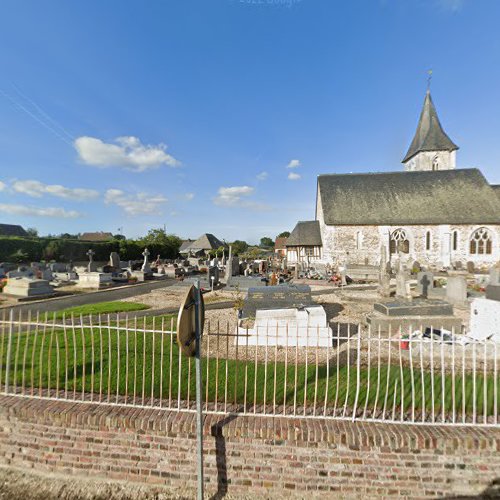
xmin=0 ymin=181 xmax=5 ymax=192
xmin=105 ymin=189 xmax=168 ymax=215
xmin=286 ymin=159 xmax=301 ymax=169
xmin=184 ymin=193 xmax=195 ymax=201
xmin=213 ymin=186 xmax=270 ymax=211
xmin=438 ymin=0 xmax=465 ymax=11
xmin=256 ymin=171 xmax=268 ymax=181
xmin=0 ymin=203 xmax=81 ymax=218
xmin=12 ymin=179 xmax=99 ymax=201
xmin=74 ymin=136 xmax=180 ymax=172
xmin=288 ymin=172 xmax=301 ymax=181
xmin=213 ymin=186 xmax=254 ymax=206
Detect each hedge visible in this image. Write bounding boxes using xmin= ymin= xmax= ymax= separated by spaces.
xmin=0 ymin=237 xmax=181 ymax=263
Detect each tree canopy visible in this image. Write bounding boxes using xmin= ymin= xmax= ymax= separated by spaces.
xmin=259 ymin=237 xmax=274 ymax=248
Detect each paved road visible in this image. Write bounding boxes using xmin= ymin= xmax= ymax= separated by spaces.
xmin=1 ymin=279 xmax=180 ymax=317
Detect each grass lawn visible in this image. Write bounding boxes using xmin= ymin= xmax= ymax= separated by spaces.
xmin=0 ymin=318 xmax=498 ymax=419
xmin=53 ymin=301 xmax=150 ymax=319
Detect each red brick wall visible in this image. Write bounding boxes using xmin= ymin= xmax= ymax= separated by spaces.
xmin=0 ymin=395 xmax=499 ymax=498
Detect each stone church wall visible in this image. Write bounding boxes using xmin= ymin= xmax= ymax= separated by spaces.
xmin=319 ymin=223 xmax=500 ymax=269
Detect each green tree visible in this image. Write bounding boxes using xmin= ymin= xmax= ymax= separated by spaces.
xmin=259 ymin=237 xmax=274 ymax=248
xmin=277 ymin=231 xmax=290 ymax=238
xmin=139 ymin=228 xmax=182 ymax=259
xmin=26 ymin=227 xmax=39 ymax=238
xmin=10 ymin=249 xmax=29 ymax=263
xmin=43 ymin=240 xmax=65 ymax=261
xmin=231 ymin=240 xmax=248 ymax=255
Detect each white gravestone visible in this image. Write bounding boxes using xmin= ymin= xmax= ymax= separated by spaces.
xmin=235 ymin=305 xmax=332 ymax=347
xmin=3 ymin=278 xmax=54 ymax=297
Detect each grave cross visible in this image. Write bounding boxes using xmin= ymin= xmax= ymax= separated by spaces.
xmin=419 ymin=273 xmax=431 ymax=299
xmin=141 ymin=248 xmax=152 ymax=273
xmin=86 ymin=249 xmax=95 ymax=273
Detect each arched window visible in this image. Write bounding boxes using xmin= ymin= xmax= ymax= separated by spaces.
xmin=356 ymin=231 xmax=363 ymax=250
xmin=470 ymin=227 xmax=493 ymax=255
xmin=452 ymin=230 xmax=458 ymax=251
xmin=432 ymin=155 xmax=439 ymax=171
xmin=390 ymin=228 xmax=409 ymax=254
xmin=425 ymin=231 xmax=431 ymax=251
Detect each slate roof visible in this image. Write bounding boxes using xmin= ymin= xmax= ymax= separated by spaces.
xmin=185 ymin=233 xmax=226 ymax=252
xmin=317 ymin=169 xmax=500 ymax=226
xmin=402 ymin=91 xmax=458 ymax=163
xmin=286 ymin=221 xmax=322 ymax=247
xmin=492 ymin=185 xmax=500 ymax=203
xmin=179 ymin=240 xmax=194 ymax=253
xmin=0 ymin=224 xmax=28 ymax=237
xmin=79 ymin=232 xmax=113 ymax=242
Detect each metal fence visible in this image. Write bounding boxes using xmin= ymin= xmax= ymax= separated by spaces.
xmin=0 ymin=310 xmax=498 ymax=426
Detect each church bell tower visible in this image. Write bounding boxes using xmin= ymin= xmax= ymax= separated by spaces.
xmin=402 ymin=90 xmax=458 ymax=171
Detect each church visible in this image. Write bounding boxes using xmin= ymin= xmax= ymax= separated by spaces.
xmin=286 ymin=90 xmax=500 ymax=269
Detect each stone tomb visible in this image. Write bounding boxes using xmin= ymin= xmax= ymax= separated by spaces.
xmin=242 ymin=284 xmax=314 ymax=318
xmin=235 ymin=305 xmax=332 ymax=347
xmin=366 ymin=298 xmax=462 ymax=334
xmin=77 ymin=272 xmax=113 ymax=289
xmin=3 ymin=278 xmax=54 ymax=298
xmin=469 ymin=298 xmax=500 ymax=342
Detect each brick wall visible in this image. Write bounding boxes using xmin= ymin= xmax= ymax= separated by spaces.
xmin=0 ymin=395 xmax=499 ymax=498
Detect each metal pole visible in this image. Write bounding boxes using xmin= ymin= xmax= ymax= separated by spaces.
xmin=194 ymin=280 xmax=204 ymax=500
xmin=5 ymin=309 xmax=14 ymax=393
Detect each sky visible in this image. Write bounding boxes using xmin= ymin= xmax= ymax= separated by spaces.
xmin=0 ymin=0 xmax=500 ymax=244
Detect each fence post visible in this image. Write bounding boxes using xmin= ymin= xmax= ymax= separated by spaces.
xmin=5 ymin=309 xmax=14 ymax=394
xmin=194 ymin=280 xmax=204 ymax=500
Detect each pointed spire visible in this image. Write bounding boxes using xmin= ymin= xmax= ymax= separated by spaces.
xmin=402 ymin=91 xmax=458 ymax=164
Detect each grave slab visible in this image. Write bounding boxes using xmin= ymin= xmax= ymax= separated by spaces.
xmin=373 ymin=299 xmax=454 ymax=317
xmin=242 ymin=284 xmax=313 ymax=318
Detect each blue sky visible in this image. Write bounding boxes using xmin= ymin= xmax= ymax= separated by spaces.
xmin=0 ymin=0 xmax=499 ymax=244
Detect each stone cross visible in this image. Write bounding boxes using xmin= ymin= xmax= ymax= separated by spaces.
xmin=141 ymin=248 xmax=151 ymax=273
xmin=419 ymin=273 xmax=431 ymax=299
xmin=86 ymin=249 xmax=95 ymax=273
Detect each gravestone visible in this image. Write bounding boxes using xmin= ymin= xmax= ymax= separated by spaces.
xmin=395 ymin=267 xmax=411 ymax=300
xmin=366 ymin=298 xmax=462 ymax=334
xmin=377 ymin=245 xmax=391 ymax=297
xmin=141 ymin=248 xmax=152 ymax=273
xmin=207 ymin=266 xmax=219 ymax=287
xmin=7 ymin=267 xmax=35 ymax=279
xmin=416 ymin=271 xmax=434 ymax=298
xmin=77 ymin=272 xmax=113 ymax=288
xmin=231 ymin=256 xmax=240 ymax=276
xmin=469 ymin=298 xmax=500 ymax=342
xmin=49 ymin=262 xmax=68 ymax=273
xmin=446 ymin=276 xmax=467 ymax=305
xmin=486 ymin=265 xmax=500 ymax=301
xmin=235 ymin=305 xmax=332 ymax=347
xmin=86 ymin=249 xmax=97 ymax=272
xmin=109 ymin=252 xmax=120 ymax=269
xmin=242 ymin=284 xmax=313 ymax=318
xmin=3 ymin=278 xmax=54 ymax=297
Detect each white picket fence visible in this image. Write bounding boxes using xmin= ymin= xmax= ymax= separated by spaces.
xmin=0 ymin=311 xmax=498 ymax=426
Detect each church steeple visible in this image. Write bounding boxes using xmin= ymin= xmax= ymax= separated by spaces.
xmin=402 ymin=90 xmax=458 ymax=171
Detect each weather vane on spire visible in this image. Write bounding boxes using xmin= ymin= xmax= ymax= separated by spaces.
xmin=427 ymin=69 xmax=433 ymax=91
